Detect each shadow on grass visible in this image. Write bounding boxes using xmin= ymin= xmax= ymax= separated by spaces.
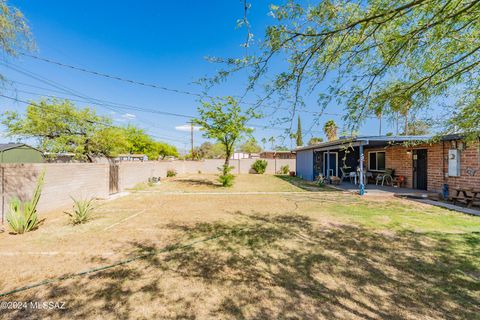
xmin=275 ymin=175 xmax=340 ymax=192
xmin=172 ymin=177 xmax=221 ymax=188
xmin=5 ymin=211 xmax=480 ymax=319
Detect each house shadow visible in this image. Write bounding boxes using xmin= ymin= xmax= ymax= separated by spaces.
xmin=4 ymin=211 xmax=479 ymax=319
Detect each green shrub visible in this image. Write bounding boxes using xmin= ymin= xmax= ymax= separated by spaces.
xmin=218 ymin=165 xmax=235 ymax=187
xmin=280 ymin=164 xmax=290 ymax=174
xmin=65 ymin=197 xmax=95 ymax=225
xmin=167 ymin=169 xmax=177 ymax=177
xmin=7 ymin=171 xmax=45 ymax=234
xmin=251 ymin=159 xmax=268 ymax=174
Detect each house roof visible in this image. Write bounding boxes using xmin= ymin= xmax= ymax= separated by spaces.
xmin=294 ymin=134 xmax=463 ymax=152
xmin=0 ymin=143 xmax=28 ymax=152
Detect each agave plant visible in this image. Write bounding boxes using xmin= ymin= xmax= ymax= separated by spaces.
xmin=7 ymin=171 xmax=45 ymax=234
xmin=65 ymin=197 xmax=95 ymax=225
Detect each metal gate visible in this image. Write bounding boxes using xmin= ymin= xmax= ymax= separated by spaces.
xmin=109 ymin=164 xmax=119 ymax=194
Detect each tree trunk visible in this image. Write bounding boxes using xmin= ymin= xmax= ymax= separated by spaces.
xmin=224 ymin=155 xmax=230 ymax=168
xmin=86 ymin=153 xmax=94 ymax=163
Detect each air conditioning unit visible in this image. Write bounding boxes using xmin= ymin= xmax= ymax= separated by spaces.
xmin=448 ymin=149 xmax=460 ymax=177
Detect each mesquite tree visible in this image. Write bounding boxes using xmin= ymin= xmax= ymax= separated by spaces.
xmin=193 ymin=97 xmax=258 ymax=183
xmin=211 ymin=0 xmax=480 ymax=141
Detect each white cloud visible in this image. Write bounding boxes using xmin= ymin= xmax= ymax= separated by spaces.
xmin=122 ymin=113 xmax=136 ymax=120
xmin=175 ymin=124 xmax=201 ymax=132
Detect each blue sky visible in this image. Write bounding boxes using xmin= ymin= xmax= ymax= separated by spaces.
xmin=1 ymin=0 xmax=396 ymax=152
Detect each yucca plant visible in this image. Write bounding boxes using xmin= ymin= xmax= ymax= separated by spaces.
xmin=7 ymin=171 xmax=45 ymax=234
xmin=65 ymin=197 xmax=95 ymax=225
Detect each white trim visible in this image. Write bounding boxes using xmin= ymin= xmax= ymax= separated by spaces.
xmin=368 ymin=151 xmax=386 ymax=171
xmin=323 ymin=152 xmax=338 ymax=176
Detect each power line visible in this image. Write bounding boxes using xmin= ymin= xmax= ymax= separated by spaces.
xmin=0 ymin=94 xmax=112 ymax=127
xmin=1 ymin=61 xmax=325 ymax=134
xmin=5 ymin=86 xmax=195 ymax=119
xmin=1 ymin=62 xmax=194 ymax=141
xmin=18 ymin=53 xmax=359 ymax=119
xmin=2 ymin=82 xmax=322 ymax=135
xmin=19 ymin=52 xmax=205 ymax=98
xmin=0 ymin=94 xmax=188 ymax=144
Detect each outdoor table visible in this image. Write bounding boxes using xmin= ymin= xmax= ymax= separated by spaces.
xmin=353 ymin=170 xmax=372 ymax=185
xmin=450 ymin=188 xmax=480 ymax=208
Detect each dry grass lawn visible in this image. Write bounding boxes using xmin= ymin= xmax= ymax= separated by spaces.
xmin=0 ymin=174 xmax=479 ymax=319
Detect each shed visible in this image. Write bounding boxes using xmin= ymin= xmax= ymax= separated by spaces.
xmin=0 ymin=143 xmax=44 ymax=163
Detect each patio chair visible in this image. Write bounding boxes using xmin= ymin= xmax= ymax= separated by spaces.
xmin=375 ymin=168 xmax=395 ymax=186
xmin=340 ymin=167 xmax=352 ymax=182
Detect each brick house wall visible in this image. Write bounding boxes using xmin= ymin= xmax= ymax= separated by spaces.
xmin=364 ymin=141 xmax=480 ymax=193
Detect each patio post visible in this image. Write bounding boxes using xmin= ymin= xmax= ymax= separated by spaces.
xmin=326 ymin=150 xmax=330 ymax=182
xmin=359 ymin=144 xmax=365 ymax=195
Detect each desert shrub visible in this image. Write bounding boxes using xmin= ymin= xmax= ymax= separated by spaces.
xmin=7 ymin=171 xmax=45 ymax=234
xmin=167 ymin=169 xmax=177 ymax=177
xmin=280 ymin=164 xmax=290 ymax=174
xmin=251 ymin=159 xmax=268 ymax=174
xmin=218 ymin=165 xmax=235 ymax=187
xmin=65 ymin=197 xmax=95 ymax=225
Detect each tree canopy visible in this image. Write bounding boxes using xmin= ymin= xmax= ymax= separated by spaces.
xmin=447 ymin=98 xmax=480 ymax=143
xmin=213 ymin=0 xmax=480 ymax=141
xmin=0 ymin=0 xmax=32 ymax=56
xmin=1 ymin=99 xmax=178 ymax=161
xmin=193 ymin=96 xmax=257 ymax=167
xmin=196 ymin=141 xmax=226 ymax=159
xmin=239 ymin=138 xmax=262 ymax=154
xmin=323 ymin=120 xmax=338 ymax=141
xmin=308 ymin=137 xmax=324 ymax=146
xmin=296 ymin=115 xmax=303 ymax=146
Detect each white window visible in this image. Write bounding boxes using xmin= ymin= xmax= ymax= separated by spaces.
xmin=368 ymin=151 xmax=386 ymax=171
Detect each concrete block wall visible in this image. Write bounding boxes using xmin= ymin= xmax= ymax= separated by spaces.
xmin=0 ymin=163 xmax=109 ymax=223
xmin=117 ymin=162 xmax=156 ymax=191
xmin=0 ymin=159 xmax=296 ymax=222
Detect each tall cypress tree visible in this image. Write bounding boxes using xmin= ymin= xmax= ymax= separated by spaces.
xmin=296 ymin=115 xmax=303 ymax=146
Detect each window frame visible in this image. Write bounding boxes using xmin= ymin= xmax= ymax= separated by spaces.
xmin=368 ymin=151 xmax=386 ymax=172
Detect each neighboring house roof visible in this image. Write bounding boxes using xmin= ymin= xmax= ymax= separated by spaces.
xmin=0 ymin=143 xmax=40 ymax=152
xmin=294 ymin=134 xmax=465 ymax=152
